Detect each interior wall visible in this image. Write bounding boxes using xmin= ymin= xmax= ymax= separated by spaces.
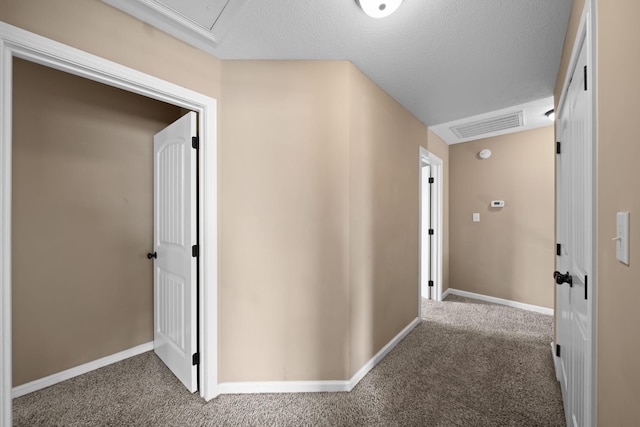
xmin=348 ymin=64 xmax=427 ymax=377
xmin=219 ymin=60 xmax=351 ymax=382
xmin=594 ymin=0 xmax=640 ymax=423
xmin=426 ymin=130 xmax=450 ymax=293
xmin=12 ymin=59 xmax=182 ymax=386
xmin=449 ymin=127 xmax=555 ymax=308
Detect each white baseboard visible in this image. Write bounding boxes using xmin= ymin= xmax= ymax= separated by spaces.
xmin=12 ymin=341 xmax=153 ymax=398
xmin=218 ymin=317 xmax=421 ymax=395
xmin=445 ymin=289 xmax=554 ymax=316
xmin=347 ymin=317 xmax=420 ymax=391
xmin=218 ymin=380 xmax=349 ymax=394
xmin=441 ymin=288 xmax=452 ymax=300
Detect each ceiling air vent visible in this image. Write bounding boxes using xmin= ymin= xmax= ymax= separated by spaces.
xmin=449 ymin=111 xmax=524 ymax=139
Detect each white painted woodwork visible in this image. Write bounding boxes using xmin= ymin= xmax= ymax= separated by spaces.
xmin=159 ymin=0 xmax=228 ymax=30
xmin=0 ymin=23 xmax=219 ymax=426
xmin=555 ymin=9 xmax=594 ymax=425
xmin=421 ymin=163 xmax=432 ymax=299
xmin=418 ymin=148 xmax=443 ymax=311
xmin=217 ymin=317 xmax=420 ymax=395
xmin=12 ymin=342 xmax=153 ymax=398
xmin=445 ymin=289 xmax=554 ymax=316
xmin=153 ymin=112 xmax=198 ymax=393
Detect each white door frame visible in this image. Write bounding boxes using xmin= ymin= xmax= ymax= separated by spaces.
xmin=0 ymin=22 xmax=219 ymax=426
xmin=418 ymin=147 xmax=443 ymax=314
xmin=554 ymin=0 xmax=597 ymax=424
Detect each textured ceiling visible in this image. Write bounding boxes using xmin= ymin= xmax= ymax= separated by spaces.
xmin=210 ymin=0 xmax=572 ymax=127
xmin=104 ymin=0 xmax=573 ymax=128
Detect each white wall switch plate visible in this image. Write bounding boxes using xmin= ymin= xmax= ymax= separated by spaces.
xmin=473 ymin=213 xmax=480 ymax=222
xmin=616 ymin=211 xmax=629 ymax=265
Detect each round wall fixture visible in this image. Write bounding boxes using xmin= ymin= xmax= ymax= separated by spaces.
xmin=478 ymin=149 xmax=492 ymax=159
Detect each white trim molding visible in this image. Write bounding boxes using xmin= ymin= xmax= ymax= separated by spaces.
xmin=218 ymin=317 xmax=421 ymax=395
xmin=0 ymin=21 xmax=219 ymax=427
xmin=12 ymin=342 xmax=153 ymax=399
xmin=348 ymin=317 xmax=421 ymax=391
xmin=418 ymin=147 xmax=444 ymax=314
xmin=445 ymin=289 xmax=554 ymax=316
xmin=218 ymin=380 xmax=348 ymax=395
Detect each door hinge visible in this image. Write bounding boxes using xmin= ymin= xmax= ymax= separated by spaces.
xmin=428 ymin=280 xmax=434 ymax=288
xmin=584 ymin=65 xmax=588 ymax=91
xmin=192 ymin=353 xmax=199 ymax=366
xmin=556 ymin=344 xmax=561 ymax=358
xmin=192 ymin=244 xmax=199 ymax=258
xmin=585 ymin=275 xmax=588 ymax=300
xmin=192 ymin=136 xmax=199 ymax=150
xmin=556 ymin=141 xmax=561 ymax=154
xmin=556 ymin=243 xmax=562 ymax=256
xmin=428 ymin=229 xmax=434 ymax=235
xmin=428 ymin=177 xmax=434 ymax=184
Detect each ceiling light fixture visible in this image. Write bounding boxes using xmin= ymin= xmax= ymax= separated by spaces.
xmin=545 ymin=109 xmax=555 ymax=121
xmin=357 ymin=0 xmax=404 ymax=18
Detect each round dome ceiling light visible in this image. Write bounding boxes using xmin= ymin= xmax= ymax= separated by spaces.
xmin=357 ymin=0 xmax=404 ymax=18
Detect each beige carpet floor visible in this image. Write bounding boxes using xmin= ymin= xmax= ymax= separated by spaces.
xmin=13 ymin=294 xmax=566 ymax=426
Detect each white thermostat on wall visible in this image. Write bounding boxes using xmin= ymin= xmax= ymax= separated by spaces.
xmin=491 ymin=200 xmax=505 ymax=208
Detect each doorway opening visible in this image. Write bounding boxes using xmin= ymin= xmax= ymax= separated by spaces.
xmin=419 ymin=147 xmax=443 ymax=313
xmin=0 ymin=22 xmax=219 ymax=425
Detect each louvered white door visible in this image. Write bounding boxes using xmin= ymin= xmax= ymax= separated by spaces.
xmin=153 ymin=112 xmax=197 ymax=392
xmin=556 ymin=37 xmax=592 ymax=427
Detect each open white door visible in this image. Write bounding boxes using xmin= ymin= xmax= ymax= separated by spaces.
xmin=152 ymin=112 xmax=198 ymax=393
xmin=555 ymin=32 xmax=593 ymax=427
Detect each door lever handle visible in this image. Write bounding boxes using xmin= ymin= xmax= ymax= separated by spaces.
xmin=147 ymin=251 xmax=157 ymax=260
xmin=553 ymin=271 xmax=573 ymax=287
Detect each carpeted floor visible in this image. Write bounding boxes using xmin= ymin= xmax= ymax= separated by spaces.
xmin=13 ymin=295 xmax=566 ymax=426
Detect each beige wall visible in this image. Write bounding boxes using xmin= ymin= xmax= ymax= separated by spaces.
xmin=426 ymin=130 xmax=450 ymax=292
xmin=347 ymin=65 xmax=428 ymax=376
xmin=12 ymin=59 xmax=182 ymax=385
xmin=449 ymin=127 xmax=555 ymax=308
xmin=220 ymin=61 xmax=430 ymax=382
xmin=219 ymin=61 xmax=351 ymax=381
xmin=595 ymin=0 xmax=640 ymax=423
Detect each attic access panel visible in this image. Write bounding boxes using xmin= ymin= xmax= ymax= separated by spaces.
xmin=159 ymin=0 xmax=229 ymax=30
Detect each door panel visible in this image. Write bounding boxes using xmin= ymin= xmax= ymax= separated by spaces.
xmin=556 ymin=37 xmax=592 ymax=427
xmin=153 ymin=112 xmax=198 ymax=393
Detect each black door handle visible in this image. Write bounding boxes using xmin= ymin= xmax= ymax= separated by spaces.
xmin=147 ymin=251 xmax=157 ymax=259
xmin=553 ymin=271 xmax=572 ymax=287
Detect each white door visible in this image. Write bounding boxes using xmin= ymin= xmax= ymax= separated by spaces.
xmin=152 ymin=112 xmax=198 ymax=392
xmin=421 ymin=163 xmax=432 ymax=299
xmin=555 ymin=36 xmax=592 ymax=427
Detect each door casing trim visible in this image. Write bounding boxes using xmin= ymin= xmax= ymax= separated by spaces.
xmin=418 ymin=147 xmax=444 ymax=312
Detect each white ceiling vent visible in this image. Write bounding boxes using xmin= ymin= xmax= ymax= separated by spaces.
xmin=449 ymin=111 xmax=524 ymax=140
